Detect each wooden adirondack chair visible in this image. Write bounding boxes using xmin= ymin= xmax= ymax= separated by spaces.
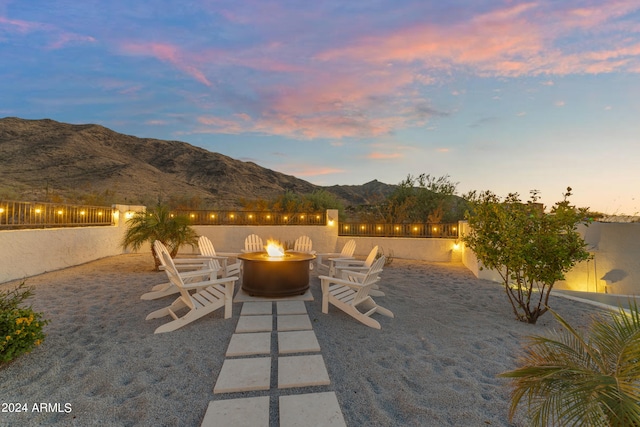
xmin=242 ymin=234 xmax=264 ymax=253
xmin=198 ymin=236 xmax=241 ymax=278
xmin=331 ymin=246 xmax=385 ymax=296
xmin=145 ymin=252 xmax=237 ymax=333
xmin=315 ymin=239 xmax=356 ymax=273
xmin=141 ymin=240 xmax=218 ymax=300
xmin=331 ymin=245 xmax=379 ymax=277
xmin=293 ymin=235 xmax=315 ymax=254
xmin=319 ymin=256 xmax=393 ymax=329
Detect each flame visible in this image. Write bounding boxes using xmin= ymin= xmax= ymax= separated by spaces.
xmin=265 ymin=240 xmax=285 ymax=257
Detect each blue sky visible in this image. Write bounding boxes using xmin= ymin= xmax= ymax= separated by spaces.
xmin=2 ymin=0 xmax=640 ymax=214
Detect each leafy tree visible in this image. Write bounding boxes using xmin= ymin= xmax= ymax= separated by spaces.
xmin=121 ymin=204 xmax=198 ymax=269
xmin=463 ymin=188 xmax=591 ymax=324
xmin=500 ymin=302 xmax=640 ymax=426
xmin=363 ymin=174 xmax=465 ymax=223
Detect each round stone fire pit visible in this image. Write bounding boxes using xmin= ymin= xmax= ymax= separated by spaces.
xmin=238 ymin=251 xmax=315 ymax=297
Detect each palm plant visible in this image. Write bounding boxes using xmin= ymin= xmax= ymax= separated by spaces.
xmin=500 ymin=302 xmax=640 ymax=426
xmin=121 ymin=204 xmax=198 ymax=269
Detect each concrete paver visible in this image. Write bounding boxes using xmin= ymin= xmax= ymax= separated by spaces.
xmin=201 ymin=396 xmax=270 ymax=427
xmin=277 ymin=314 xmax=313 ymax=331
xmin=235 ymin=314 xmax=273 ymax=333
xmin=226 ymin=332 xmax=271 ymax=357
xmin=278 ymin=330 xmax=321 ymax=354
xmin=278 ymin=354 xmax=330 ymax=389
xmin=277 ymin=300 xmax=307 ymax=315
xmin=214 ymin=357 xmax=272 ymax=394
xmin=240 ymin=301 xmax=273 ymax=316
xmin=279 ymin=392 xmax=347 ymax=427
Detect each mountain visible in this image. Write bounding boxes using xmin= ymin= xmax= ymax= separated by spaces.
xmin=0 ymin=117 xmax=396 ymax=208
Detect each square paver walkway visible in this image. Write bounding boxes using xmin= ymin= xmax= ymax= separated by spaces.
xmin=278 ymin=354 xmax=330 ymax=389
xmin=277 ymin=314 xmax=312 ymax=331
xmin=214 ymin=357 xmax=271 ymax=394
xmin=235 ymin=315 xmax=273 ymax=333
xmin=201 ymin=396 xmax=269 ymax=427
xmin=226 ymin=332 xmax=271 ymax=357
xmin=278 ymin=330 xmax=320 ymax=354
xmin=279 ymin=392 xmax=346 ymax=427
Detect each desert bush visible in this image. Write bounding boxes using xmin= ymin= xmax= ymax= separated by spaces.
xmin=0 ymin=282 xmax=48 ymax=365
xmin=463 ymin=188 xmax=590 ymax=324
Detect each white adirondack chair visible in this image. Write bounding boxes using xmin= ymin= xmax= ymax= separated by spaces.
xmin=293 ymin=235 xmax=316 ymax=270
xmin=293 ymin=235 xmax=316 ymax=254
xmin=331 ymin=246 xmax=385 ymax=296
xmin=331 ymin=245 xmax=379 ymax=277
xmin=198 ymin=236 xmax=241 ymax=278
xmin=319 ymin=256 xmax=393 ymax=329
xmin=141 ymin=240 xmax=217 ymax=300
xmin=145 ymin=252 xmax=237 ymax=333
xmin=316 ymin=239 xmax=356 ymax=273
xmin=242 ymin=234 xmax=264 ymax=253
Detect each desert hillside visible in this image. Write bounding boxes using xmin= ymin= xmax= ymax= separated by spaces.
xmin=0 ymin=117 xmax=395 ymax=208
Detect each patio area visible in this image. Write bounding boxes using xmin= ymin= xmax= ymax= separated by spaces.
xmin=0 ymin=253 xmax=603 ymax=426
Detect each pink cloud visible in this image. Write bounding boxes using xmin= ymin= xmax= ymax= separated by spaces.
xmin=0 ymin=15 xmax=95 ymax=49
xmin=120 ymin=42 xmax=212 ymax=87
xmin=277 ymin=165 xmax=346 ymax=177
xmin=367 ymin=152 xmax=403 ymax=160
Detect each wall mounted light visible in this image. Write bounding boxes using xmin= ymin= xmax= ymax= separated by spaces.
xmin=327 ymin=215 xmax=335 ymax=226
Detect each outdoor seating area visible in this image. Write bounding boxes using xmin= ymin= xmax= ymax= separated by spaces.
xmin=0 ymin=240 xmax=609 ymax=426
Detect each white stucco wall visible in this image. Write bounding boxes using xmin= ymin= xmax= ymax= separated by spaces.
xmin=0 ymin=204 xmax=144 ymax=284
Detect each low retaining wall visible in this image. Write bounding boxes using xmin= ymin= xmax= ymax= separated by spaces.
xmin=0 ymin=205 xmax=144 ymax=284
xmin=1 ymin=206 xmax=461 ymax=283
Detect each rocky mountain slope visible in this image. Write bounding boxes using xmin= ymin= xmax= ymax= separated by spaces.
xmin=0 ymin=117 xmax=395 ymax=208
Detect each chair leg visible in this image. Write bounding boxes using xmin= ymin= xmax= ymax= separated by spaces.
xmin=145 ymin=297 xmax=187 ymax=320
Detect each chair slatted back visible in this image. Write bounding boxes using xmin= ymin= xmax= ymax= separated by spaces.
xmin=154 ymin=240 xmax=171 ymax=268
xmin=244 ymin=234 xmax=264 ymax=252
xmin=294 ymin=235 xmax=313 ymax=253
xmin=363 ymin=246 xmax=379 ymax=269
xmin=161 ymin=251 xmax=195 ymax=309
xmin=349 ymin=256 xmax=385 ymax=306
xmin=198 ymin=236 xmax=223 ymax=271
xmin=341 ymin=239 xmax=356 ymax=257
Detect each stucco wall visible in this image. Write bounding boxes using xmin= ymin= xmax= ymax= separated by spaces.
xmin=0 ymin=204 xmax=144 ymax=284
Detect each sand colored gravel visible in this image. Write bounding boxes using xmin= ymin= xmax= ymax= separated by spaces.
xmin=0 ymin=254 xmax=601 ymax=426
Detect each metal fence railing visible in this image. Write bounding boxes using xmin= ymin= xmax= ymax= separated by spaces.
xmin=338 ymin=222 xmax=459 ymax=238
xmin=172 ymin=210 xmax=327 ymax=226
xmin=0 ymin=200 xmax=114 ymax=229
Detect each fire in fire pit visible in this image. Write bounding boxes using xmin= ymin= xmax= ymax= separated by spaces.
xmin=238 ymin=240 xmax=315 ymax=297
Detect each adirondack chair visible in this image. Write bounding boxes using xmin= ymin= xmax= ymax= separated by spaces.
xmin=141 ymin=240 xmax=218 ymax=300
xmin=331 ymin=246 xmax=385 ymax=296
xmin=319 ymin=256 xmax=393 ymax=329
xmin=293 ymin=235 xmax=315 ymax=254
xmin=293 ymin=235 xmax=316 ymax=270
xmin=242 ymin=234 xmax=264 ymax=253
xmin=198 ymin=236 xmax=241 ymax=278
xmin=145 ymin=252 xmax=237 ymax=333
xmin=331 ymin=245 xmax=379 ymax=277
xmin=315 ymin=239 xmax=356 ymax=273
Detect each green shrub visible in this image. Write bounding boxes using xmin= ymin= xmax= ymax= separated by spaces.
xmin=0 ymin=282 xmax=49 ymax=365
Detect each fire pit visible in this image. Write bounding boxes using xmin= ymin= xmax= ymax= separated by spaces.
xmin=238 ymin=241 xmax=315 ymax=297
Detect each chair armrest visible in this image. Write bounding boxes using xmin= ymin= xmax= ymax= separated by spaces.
xmin=181 ymin=276 xmax=239 ymax=290
xmin=318 ymin=275 xmax=365 ymax=290
xmin=179 ymin=268 xmax=218 ymax=279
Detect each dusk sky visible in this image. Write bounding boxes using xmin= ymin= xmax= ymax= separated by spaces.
xmin=2 ymin=1 xmax=640 ymax=215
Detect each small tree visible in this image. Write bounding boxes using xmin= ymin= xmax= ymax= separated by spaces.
xmin=463 ymin=188 xmax=591 ymax=324
xmin=121 ymin=204 xmax=198 ymax=269
xmin=500 ymin=302 xmax=640 ymax=426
